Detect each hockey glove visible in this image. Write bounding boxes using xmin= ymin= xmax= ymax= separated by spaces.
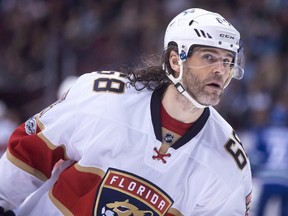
xmin=0 ymin=206 xmax=15 ymax=216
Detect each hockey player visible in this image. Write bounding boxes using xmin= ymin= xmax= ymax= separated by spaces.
xmin=0 ymin=8 xmax=252 ymax=216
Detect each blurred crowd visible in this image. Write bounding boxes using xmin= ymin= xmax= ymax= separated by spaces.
xmin=0 ymin=0 xmax=288 ymax=215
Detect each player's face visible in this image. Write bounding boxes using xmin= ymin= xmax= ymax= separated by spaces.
xmin=182 ymin=47 xmax=234 ymax=106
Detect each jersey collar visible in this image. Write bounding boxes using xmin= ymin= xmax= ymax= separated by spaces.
xmin=150 ymin=84 xmax=210 ymax=149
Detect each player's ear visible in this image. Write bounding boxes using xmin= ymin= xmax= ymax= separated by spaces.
xmin=169 ymin=51 xmax=180 ymax=74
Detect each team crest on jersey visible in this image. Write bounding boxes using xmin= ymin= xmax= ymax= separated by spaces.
xmin=25 ymin=116 xmax=37 ymax=135
xmin=93 ymin=168 xmax=173 ymax=216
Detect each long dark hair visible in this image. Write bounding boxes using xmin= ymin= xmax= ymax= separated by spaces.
xmin=125 ymin=44 xmax=178 ymax=91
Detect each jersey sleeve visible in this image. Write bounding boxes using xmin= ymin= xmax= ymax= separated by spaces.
xmin=212 ymin=177 xmax=252 ymax=216
xmin=214 ymin=179 xmax=252 ymax=216
xmin=0 ymin=73 xmax=86 ymax=210
xmin=205 ymin=139 xmax=252 ymax=215
xmin=193 ymin=170 xmax=252 ymax=216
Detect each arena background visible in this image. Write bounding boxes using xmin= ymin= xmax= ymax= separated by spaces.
xmin=0 ymin=0 xmax=288 ymax=215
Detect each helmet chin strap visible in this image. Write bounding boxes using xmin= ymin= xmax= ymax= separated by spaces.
xmin=165 ymin=62 xmax=208 ymax=109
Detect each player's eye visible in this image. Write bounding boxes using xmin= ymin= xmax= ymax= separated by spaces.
xmin=223 ymin=59 xmax=230 ymax=66
xmin=201 ymin=53 xmax=217 ymax=64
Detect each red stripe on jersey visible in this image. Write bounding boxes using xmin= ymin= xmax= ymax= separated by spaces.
xmin=8 ymin=123 xmax=66 ymax=180
xmin=161 ymin=103 xmax=193 ymax=136
xmin=51 ymin=163 xmax=104 ymax=215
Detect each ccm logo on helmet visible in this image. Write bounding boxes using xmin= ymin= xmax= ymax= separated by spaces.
xmin=219 ymin=34 xmax=235 ymax=40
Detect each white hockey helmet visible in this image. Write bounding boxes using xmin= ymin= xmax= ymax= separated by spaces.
xmin=164 ymin=8 xmax=244 ymax=108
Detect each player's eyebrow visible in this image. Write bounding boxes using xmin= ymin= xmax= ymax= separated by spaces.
xmin=194 ymin=47 xmax=235 ymax=59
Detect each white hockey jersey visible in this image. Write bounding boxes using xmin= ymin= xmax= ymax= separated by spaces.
xmin=0 ymin=71 xmax=252 ymax=216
